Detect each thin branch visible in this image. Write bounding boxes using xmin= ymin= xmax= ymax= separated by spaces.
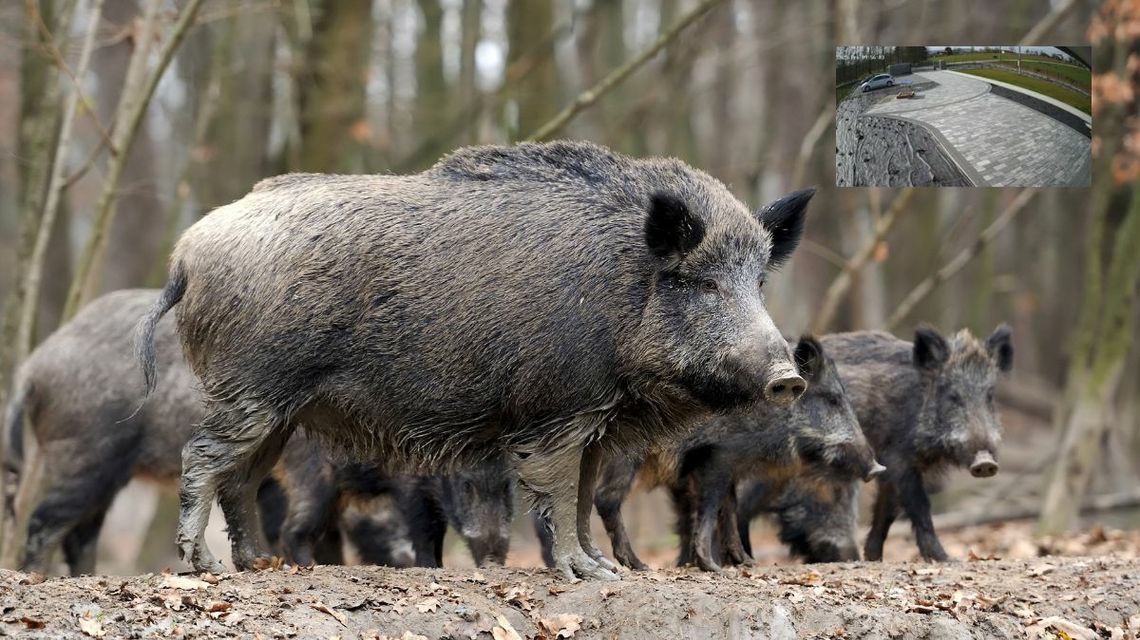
xmin=791 ymin=102 xmax=834 ymax=188
xmin=798 ymin=239 xmax=849 ymax=270
xmin=15 ymin=0 xmax=104 ymax=362
xmin=523 ymin=0 xmax=725 ymax=142
xmin=886 ymin=188 xmax=1037 ymax=330
xmin=63 ymin=0 xmax=205 ymax=320
xmin=32 ymin=5 xmax=118 ymax=156
xmin=809 ymin=188 xmax=915 ymax=334
xmin=1019 ymin=0 xmax=1079 ymax=46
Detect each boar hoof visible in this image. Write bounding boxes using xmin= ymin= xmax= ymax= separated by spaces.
xmin=556 ymin=548 xmax=620 ymax=581
xmin=616 ymin=554 xmax=649 ymax=571
xmin=583 ymin=543 xmax=619 ymax=573
xmin=694 ymin=555 xmax=722 ymax=573
xmin=181 ymin=541 xmax=225 ymax=575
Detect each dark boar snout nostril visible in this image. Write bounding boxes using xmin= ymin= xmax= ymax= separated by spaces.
xmin=969 ymin=450 xmax=999 ymax=478
xmin=764 ymin=374 xmax=806 ymax=405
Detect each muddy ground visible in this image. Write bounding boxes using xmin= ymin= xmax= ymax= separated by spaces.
xmin=835 ymin=81 xmax=971 ymax=188
xmin=2 ymin=527 xmax=1139 ymax=639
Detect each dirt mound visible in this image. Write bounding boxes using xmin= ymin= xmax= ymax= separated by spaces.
xmin=1 ymin=554 xmax=1137 ymax=639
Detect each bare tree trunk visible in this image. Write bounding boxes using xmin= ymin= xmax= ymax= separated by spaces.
xmin=1039 ymin=187 xmax=1140 ymax=535
xmin=293 ymin=0 xmax=373 ymax=173
xmin=0 ymin=0 xmax=65 ymax=566
xmin=457 ymin=0 xmax=481 ymax=145
xmin=91 ymin=0 xmax=164 ymax=294
xmin=413 ymin=0 xmax=447 ymax=162
xmin=507 ymin=0 xmax=558 ymax=141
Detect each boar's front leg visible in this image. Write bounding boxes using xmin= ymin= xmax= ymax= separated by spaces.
xmin=512 ymin=435 xmax=618 ymax=581
xmin=864 ymin=480 xmax=898 ymax=561
xmin=577 ymin=442 xmax=619 ymax=573
xmin=897 ymin=468 xmax=949 ymax=562
xmin=594 ymin=456 xmax=648 ymax=570
xmin=717 ymin=489 xmax=751 ymax=566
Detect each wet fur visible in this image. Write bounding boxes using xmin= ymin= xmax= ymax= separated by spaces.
xmin=139 ymin=140 xmax=810 ymax=576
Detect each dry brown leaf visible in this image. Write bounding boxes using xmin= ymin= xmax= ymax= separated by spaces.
xmin=548 ymin=584 xmax=567 ymax=596
xmin=312 ymin=602 xmax=348 ymax=627
xmin=492 ymin=614 xmax=524 ymax=640
xmin=205 ymin=601 xmax=232 ymax=613
xmin=161 ymin=575 xmax=211 ymax=590
xmin=468 ymin=572 xmax=487 ymax=584
xmin=200 ymin=572 xmax=220 ymax=585
xmin=443 ymin=612 xmax=494 ymax=639
xmin=538 ymin=613 xmax=583 ymax=638
xmin=1027 ymin=564 xmax=1056 ymax=577
xmin=78 ymin=615 xmax=105 ymax=638
xmin=415 ymin=597 xmax=440 ymax=613
xmin=599 ymin=586 xmax=621 ymax=600
xmin=20 ymin=616 xmax=46 ymax=629
xmin=1025 ymin=616 xmax=1097 ymax=640
xmin=399 ymin=632 xmax=428 ymax=640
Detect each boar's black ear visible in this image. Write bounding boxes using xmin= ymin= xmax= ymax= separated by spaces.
xmin=645 ymin=192 xmax=705 ymax=261
xmin=913 ymin=325 xmax=949 ymax=372
xmin=986 ymin=324 xmax=1013 ymax=373
xmin=793 ymin=335 xmax=825 ymax=383
xmin=757 ymin=187 xmax=813 ymax=269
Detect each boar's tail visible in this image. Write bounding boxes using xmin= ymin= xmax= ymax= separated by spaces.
xmin=137 ymin=262 xmax=187 ymax=398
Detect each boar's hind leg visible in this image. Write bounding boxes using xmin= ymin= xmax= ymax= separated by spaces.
xmin=717 ymin=489 xmax=751 ymax=566
xmin=690 ymin=468 xmax=732 ymax=572
xmin=178 ymin=404 xmax=287 ymax=573
xmin=577 ymin=442 xmax=618 ymax=573
xmin=594 ymin=457 xmax=647 ymax=570
xmin=23 ymin=452 xmax=131 ymax=575
xmin=62 ymin=511 xmax=106 ymax=576
xmin=864 ymin=480 xmax=898 ymax=561
xmin=217 ymin=426 xmax=291 ymax=570
xmin=897 ymin=469 xmax=949 ymax=562
xmin=512 ymin=439 xmax=618 ymax=581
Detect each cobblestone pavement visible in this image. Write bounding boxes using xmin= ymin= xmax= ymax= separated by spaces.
xmin=864 ymin=71 xmax=1091 ymax=187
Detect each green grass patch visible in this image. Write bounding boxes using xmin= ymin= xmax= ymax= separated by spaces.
xmin=959 ymin=68 xmax=1091 ymax=115
xmin=986 ymin=60 xmax=1089 ymax=88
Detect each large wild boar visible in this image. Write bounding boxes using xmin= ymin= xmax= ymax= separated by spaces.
xmin=137 ymin=141 xmax=813 ymax=580
xmin=822 ymin=326 xmax=1013 ymax=561
xmin=6 ymin=290 xmax=198 ymax=574
xmin=3 ymin=289 xmax=402 ymax=574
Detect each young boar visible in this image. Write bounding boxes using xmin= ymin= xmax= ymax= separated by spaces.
xmin=6 ymin=290 xmax=199 ymax=575
xmin=273 ymin=437 xmax=515 ymax=568
xmin=3 ymin=290 xmax=398 ymax=574
xmin=541 ymin=337 xmax=881 ymax=571
xmin=821 ymin=325 xmax=1013 ymax=562
xmin=735 ymin=475 xmax=861 ymax=563
xmin=137 ymin=141 xmax=812 ymax=580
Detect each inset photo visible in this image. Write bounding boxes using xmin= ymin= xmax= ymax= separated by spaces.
xmin=836 ymin=46 xmax=1091 ymax=187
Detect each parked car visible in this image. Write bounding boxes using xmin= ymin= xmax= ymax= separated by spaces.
xmin=860 ymin=74 xmax=894 ymax=92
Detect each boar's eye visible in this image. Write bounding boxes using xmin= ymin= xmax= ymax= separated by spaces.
xmin=757 ymin=276 xmax=767 ymax=292
xmin=986 ymin=389 xmax=995 ymax=405
xmin=699 ymin=278 xmax=719 ymax=294
xmin=947 ymin=391 xmax=964 ymax=406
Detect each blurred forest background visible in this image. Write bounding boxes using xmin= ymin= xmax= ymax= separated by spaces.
xmin=0 ymin=0 xmax=1137 ymax=573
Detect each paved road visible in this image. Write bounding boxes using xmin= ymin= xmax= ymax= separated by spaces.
xmin=863 ymin=71 xmax=1090 ymax=187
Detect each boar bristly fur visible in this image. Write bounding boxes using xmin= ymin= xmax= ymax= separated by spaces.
xmin=138 ymin=141 xmax=812 ymax=579
xmin=822 ymin=325 xmax=1013 ymax=562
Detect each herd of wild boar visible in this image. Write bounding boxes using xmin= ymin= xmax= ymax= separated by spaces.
xmin=4 ymin=141 xmax=1013 ymax=579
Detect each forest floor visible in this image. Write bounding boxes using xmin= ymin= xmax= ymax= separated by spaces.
xmin=1 ymin=525 xmax=1138 ymax=639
